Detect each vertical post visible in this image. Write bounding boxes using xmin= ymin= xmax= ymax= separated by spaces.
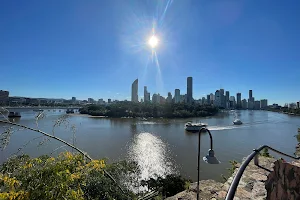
xmin=197 ymin=128 xmax=201 ymax=200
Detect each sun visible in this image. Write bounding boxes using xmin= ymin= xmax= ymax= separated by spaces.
xmin=148 ymin=35 xmax=158 ymax=49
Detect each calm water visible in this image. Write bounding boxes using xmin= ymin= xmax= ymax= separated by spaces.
xmin=1 ymin=109 xmax=300 ymax=182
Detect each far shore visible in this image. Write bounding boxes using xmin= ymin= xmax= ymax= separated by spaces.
xmin=67 ymin=113 xmax=108 ymax=118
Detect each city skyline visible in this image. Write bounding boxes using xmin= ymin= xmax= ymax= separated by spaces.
xmin=1 ymin=1 xmax=300 ymax=105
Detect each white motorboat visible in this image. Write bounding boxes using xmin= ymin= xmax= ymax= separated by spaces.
xmin=185 ymin=122 xmax=207 ymax=132
xmin=233 ymin=119 xmax=243 ymax=125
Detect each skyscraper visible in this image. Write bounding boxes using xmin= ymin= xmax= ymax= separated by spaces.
xmin=237 ymin=93 xmax=242 ymax=108
xmin=131 ymin=79 xmax=138 ymax=102
xmin=175 ymin=89 xmax=180 ymax=103
xmin=187 ymin=77 xmax=193 ymax=104
xmin=225 ymin=91 xmax=229 ymax=102
xmin=214 ymin=90 xmax=220 ymax=107
xmin=220 ymin=89 xmax=225 ymax=108
xmin=144 ymin=86 xmax=150 ymax=102
xmin=248 ymin=90 xmax=254 ymax=109
xmin=242 ymin=99 xmax=247 ymax=109
xmin=207 ymin=94 xmax=210 ymax=105
xmin=225 ymin=91 xmax=230 ymax=109
xmin=167 ymin=92 xmax=172 ymax=103
xmin=210 ymin=93 xmax=214 ymax=104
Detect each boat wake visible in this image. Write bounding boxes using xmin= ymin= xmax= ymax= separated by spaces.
xmin=208 ymin=125 xmax=238 ymax=131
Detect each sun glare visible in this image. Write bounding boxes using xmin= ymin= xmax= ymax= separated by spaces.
xmin=148 ymin=35 xmax=158 ymax=49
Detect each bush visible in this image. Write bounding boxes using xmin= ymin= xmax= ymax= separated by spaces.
xmin=0 ymin=152 xmax=137 ymax=200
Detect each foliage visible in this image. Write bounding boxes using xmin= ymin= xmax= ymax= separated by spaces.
xmin=79 ymin=101 xmax=218 ymax=118
xmin=267 ymin=107 xmax=300 ymax=115
xmin=260 ymin=148 xmax=273 ymax=158
xmin=0 ymin=152 xmax=137 ymax=200
xmin=141 ymin=175 xmax=191 ymax=198
xmin=221 ymin=160 xmax=238 ymax=182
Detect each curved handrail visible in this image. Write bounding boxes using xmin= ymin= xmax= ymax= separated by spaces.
xmin=225 ymin=145 xmax=300 ymax=200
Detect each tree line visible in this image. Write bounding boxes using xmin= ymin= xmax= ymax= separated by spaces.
xmin=79 ymin=101 xmax=219 ymax=118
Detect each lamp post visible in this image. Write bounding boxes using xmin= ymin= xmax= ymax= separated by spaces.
xmin=197 ymin=127 xmax=220 ymax=200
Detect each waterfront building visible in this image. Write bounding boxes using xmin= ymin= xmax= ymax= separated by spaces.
xmin=236 ymin=93 xmax=242 ymax=109
xmin=0 ymin=90 xmax=9 ymax=106
xmin=242 ymin=99 xmax=247 ymax=109
xmin=131 ymin=79 xmax=138 ymax=102
xmin=187 ymin=77 xmax=193 ymax=104
xmin=260 ymin=99 xmax=268 ymax=109
xmin=254 ymin=101 xmax=261 ymax=110
xmin=220 ymin=89 xmax=225 ymax=108
xmin=214 ymin=90 xmax=220 ymax=107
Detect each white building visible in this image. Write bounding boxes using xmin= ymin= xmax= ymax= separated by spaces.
xmin=131 ymin=79 xmax=138 ymax=103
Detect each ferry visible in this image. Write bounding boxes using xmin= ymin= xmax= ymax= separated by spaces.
xmin=185 ymin=122 xmax=207 ymax=132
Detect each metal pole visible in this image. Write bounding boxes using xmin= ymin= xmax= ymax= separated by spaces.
xmin=197 ymin=127 xmax=201 ymax=200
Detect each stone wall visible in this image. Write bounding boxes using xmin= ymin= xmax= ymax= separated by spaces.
xmin=265 ymin=160 xmax=300 ymax=200
xmin=166 ymin=157 xmax=300 ymax=200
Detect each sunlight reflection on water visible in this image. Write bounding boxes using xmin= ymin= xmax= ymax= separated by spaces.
xmin=128 ymin=132 xmax=175 ymax=182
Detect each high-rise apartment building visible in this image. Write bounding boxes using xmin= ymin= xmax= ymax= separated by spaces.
xmin=254 ymin=101 xmax=260 ymax=110
xmin=174 ymin=89 xmax=180 ymax=103
xmin=144 ymin=86 xmax=150 ymax=102
xmin=220 ymin=89 xmax=225 ymax=108
xmin=297 ymin=102 xmax=300 ymax=109
xmin=207 ymin=95 xmax=210 ymax=105
xmin=131 ymin=79 xmax=138 ymax=103
xmin=167 ymin=92 xmax=172 ymax=103
xmin=242 ymin=99 xmax=247 ymax=109
xmin=0 ymin=90 xmax=9 ymax=106
xmin=236 ymin=93 xmax=242 ymax=108
xmin=248 ymin=90 xmax=254 ymax=109
xmin=260 ymin=99 xmax=268 ymax=109
xmin=187 ymin=77 xmax=193 ymax=104
xmin=152 ymin=93 xmax=160 ymax=104
xmin=225 ymin=91 xmax=229 ymax=102
xmin=214 ymin=90 xmax=220 ymax=107
xmin=210 ymin=93 xmax=214 ymax=104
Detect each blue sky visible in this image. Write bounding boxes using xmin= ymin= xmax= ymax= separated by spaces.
xmin=1 ymin=0 xmax=300 ymax=105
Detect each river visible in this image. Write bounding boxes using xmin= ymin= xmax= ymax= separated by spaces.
xmin=1 ymin=109 xmax=299 ymax=182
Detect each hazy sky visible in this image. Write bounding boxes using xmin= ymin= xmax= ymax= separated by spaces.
xmin=1 ymin=0 xmax=299 ymax=105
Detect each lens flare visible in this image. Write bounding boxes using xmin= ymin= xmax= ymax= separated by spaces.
xmin=148 ymin=35 xmax=158 ymax=48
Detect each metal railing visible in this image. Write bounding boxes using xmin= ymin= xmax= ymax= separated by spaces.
xmin=225 ymin=145 xmax=300 ymax=200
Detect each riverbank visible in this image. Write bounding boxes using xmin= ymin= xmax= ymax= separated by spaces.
xmin=166 ymin=156 xmax=276 ymax=200
xmin=67 ymin=113 xmax=108 ymax=118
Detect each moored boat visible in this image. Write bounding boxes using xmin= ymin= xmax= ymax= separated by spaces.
xmin=8 ymin=112 xmax=21 ymax=118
